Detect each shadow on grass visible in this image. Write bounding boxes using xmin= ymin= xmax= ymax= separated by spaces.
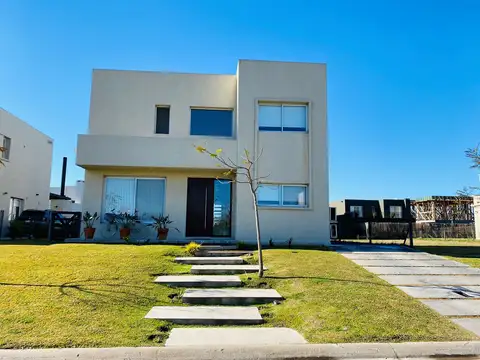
xmin=0 ymin=278 xmax=158 ymax=308
xmin=0 ymin=240 xmax=59 ymax=245
xmin=416 ymin=246 xmax=480 ymax=259
xmin=264 ymin=275 xmax=391 ymax=287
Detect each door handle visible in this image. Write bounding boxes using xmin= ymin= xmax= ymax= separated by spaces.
xmin=204 ymin=187 xmax=208 ymax=229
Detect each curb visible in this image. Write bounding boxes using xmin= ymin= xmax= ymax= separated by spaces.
xmin=1 ymin=342 xmax=480 ymax=360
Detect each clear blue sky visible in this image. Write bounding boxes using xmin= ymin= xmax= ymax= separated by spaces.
xmin=1 ymin=0 xmax=479 ymax=200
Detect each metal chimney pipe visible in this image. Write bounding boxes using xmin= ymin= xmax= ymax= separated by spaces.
xmin=60 ymin=157 xmax=67 ymax=197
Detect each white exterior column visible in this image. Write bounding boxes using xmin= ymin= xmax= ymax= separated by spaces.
xmin=474 ymin=196 xmax=480 ymax=240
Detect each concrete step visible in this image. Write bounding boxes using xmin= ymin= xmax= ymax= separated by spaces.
xmin=154 ymin=275 xmax=242 ymax=288
xmin=165 ymin=328 xmax=307 ymax=347
xmin=196 ymin=250 xmax=253 ymax=257
xmin=199 ymin=245 xmax=237 ymax=251
xmin=453 ymin=318 xmax=480 ymax=336
xmin=175 ymin=257 xmax=244 ymax=265
xmin=182 ymin=288 xmax=283 ymax=305
xmin=145 ymin=306 xmax=263 ymax=325
xmin=191 ymin=264 xmax=267 ymax=275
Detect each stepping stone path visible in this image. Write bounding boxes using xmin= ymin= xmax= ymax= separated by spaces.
xmin=146 ymin=245 xmax=307 ymax=346
xmin=191 ymin=264 xmax=268 ymax=275
xmin=154 ymin=275 xmax=242 ymax=288
xmin=336 ymin=244 xmax=480 ymax=337
xmin=182 ymin=288 xmax=283 ymax=305
xmin=145 ymin=306 xmax=263 ymax=325
xmin=175 ymin=257 xmax=244 ymax=265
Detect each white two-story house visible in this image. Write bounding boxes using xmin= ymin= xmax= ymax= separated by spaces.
xmin=0 ymin=108 xmax=53 ymax=237
xmin=76 ymin=60 xmax=329 ymax=245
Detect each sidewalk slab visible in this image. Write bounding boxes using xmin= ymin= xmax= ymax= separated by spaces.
xmin=380 ymin=275 xmax=480 ymax=286
xmin=182 ymin=288 xmax=283 ymax=305
xmin=190 ymin=265 xmax=267 ymax=275
xmin=175 ymin=257 xmax=244 ymax=265
xmin=365 ymin=266 xmax=480 ymax=275
xmin=351 ymin=258 xmax=468 ymax=267
xmin=453 ymin=318 xmax=480 ymax=336
xmin=342 ymin=252 xmax=442 ymax=260
xmin=421 ymin=299 xmax=480 ymax=316
xmin=398 ymin=285 xmax=480 ymax=299
xmin=145 ymin=306 xmax=263 ymax=325
xmin=154 ymin=275 xmax=242 ymax=287
xmin=165 ymin=328 xmax=307 ymax=346
xmin=1 ymin=342 xmax=480 ymax=360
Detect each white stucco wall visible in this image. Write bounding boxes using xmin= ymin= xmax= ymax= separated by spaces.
xmin=77 ymin=60 xmax=329 ymax=245
xmin=50 ymin=180 xmax=85 ymax=209
xmin=235 ymin=60 xmax=329 ymax=245
xmin=0 ymin=108 xmax=53 ymax=236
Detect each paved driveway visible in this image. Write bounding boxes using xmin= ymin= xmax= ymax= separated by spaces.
xmin=333 ymin=243 xmax=480 ymax=337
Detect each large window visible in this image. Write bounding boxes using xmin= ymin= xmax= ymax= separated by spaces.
xmin=190 ymin=108 xmax=233 ymax=137
xmin=2 ymin=135 xmax=11 ymax=160
xmin=155 ymin=106 xmax=170 ymax=134
xmin=257 ymin=184 xmax=308 ymax=207
xmin=103 ymin=177 xmax=166 ymax=222
xmin=258 ymin=104 xmax=307 ymax=132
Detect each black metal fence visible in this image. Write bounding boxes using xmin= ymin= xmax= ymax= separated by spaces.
xmin=47 ymin=211 xmax=82 ymax=241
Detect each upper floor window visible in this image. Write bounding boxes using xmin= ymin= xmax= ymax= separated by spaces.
xmin=1 ymin=135 xmax=11 ymax=160
xmin=258 ymin=104 xmax=307 ymax=132
xmin=389 ymin=205 xmax=403 ymax=219
xmin=190 ymin=108 xmax=233 ymax=137
xmin=155 ymin=106 xmax=170 ymax=134
xmin=330 ymin=207 xmax=336 ymax=221
xmin=350 ymin=205 xmax=363 ymax=218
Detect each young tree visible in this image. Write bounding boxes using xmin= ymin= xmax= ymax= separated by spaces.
xmin=466 ymin=145 xmax=480 ymax=169
xmin=195 ymin=144 xmax=267 ymax=277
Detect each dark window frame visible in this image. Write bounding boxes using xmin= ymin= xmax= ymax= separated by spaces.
xmin=2 ymin=135 xmax=11 ymax=160
xmin=155 ymin=106 xmax=170 ymax=134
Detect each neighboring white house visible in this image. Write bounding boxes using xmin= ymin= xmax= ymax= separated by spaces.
xmin=0 ymin=108 xmax=53 ymax=237
xmin=76 ymin=60 xmax=329 ymax=245
xmin=474 ymin=196 xmax=480 ymax=240
xmin=50 ymin=180 xmax=84 ymax=211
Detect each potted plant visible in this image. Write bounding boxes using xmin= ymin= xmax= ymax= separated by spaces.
xmin=117 ymin=212 xmax=137 ymax=239
xmin=82 ymin=211 xmax=99 ymax=239
xmin=149 ymin=214 xmax=179 ymax=240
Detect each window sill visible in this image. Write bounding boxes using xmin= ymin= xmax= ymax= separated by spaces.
xmin=258 ymin=206 xmax=312 ymax=211
xmin=189 ymin=134 xmax=236 ymax=139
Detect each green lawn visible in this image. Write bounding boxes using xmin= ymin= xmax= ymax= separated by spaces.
xmin=0 ymin=243 xmax=476 ymax=348
xmin=414 ymin=238 xmax=480 ymax=268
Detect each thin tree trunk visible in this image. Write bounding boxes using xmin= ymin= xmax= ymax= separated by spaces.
xmin=250 ymin=188 xmax=263 ymax=277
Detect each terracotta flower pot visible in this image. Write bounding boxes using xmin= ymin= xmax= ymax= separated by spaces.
xmin=84 ymin=227 xmax=96 ymax=239
xmin=157 ymin=228 xmax=169 ymax=240
xmin=120 ymin=228 xmax=131 ymax=239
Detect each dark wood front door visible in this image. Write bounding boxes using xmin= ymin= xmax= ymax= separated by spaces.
xmin=185 ymin=178 xmax=215 ymax=237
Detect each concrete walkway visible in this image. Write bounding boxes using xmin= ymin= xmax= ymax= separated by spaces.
xmin=335 ymin=243 xmax=480 ymax=337
xmin=1 ymin=341 xmax=480 ymax=359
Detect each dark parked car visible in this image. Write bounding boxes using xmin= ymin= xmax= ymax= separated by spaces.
xmin=9 ymin=210 xmax=66 ymax=239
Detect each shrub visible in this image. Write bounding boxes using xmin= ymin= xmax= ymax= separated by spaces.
xmin=185 ymin=242 xmax=201 ymax=256
xmin=237 ymin=241 xmax=247 ymax=249
xmin=7 ymin=220 xmax=24 ymax=239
